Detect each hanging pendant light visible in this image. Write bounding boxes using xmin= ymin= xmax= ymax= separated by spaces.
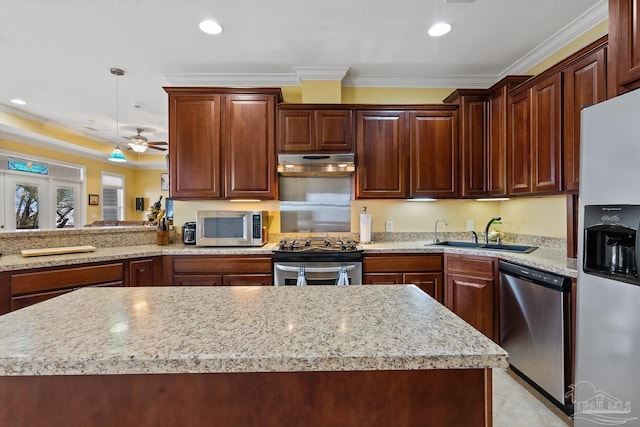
xmin=108 ymin=67 xmax=127 ymax=162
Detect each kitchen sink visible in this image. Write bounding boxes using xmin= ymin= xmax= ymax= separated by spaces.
xmin=429 ymin=241 xmax=538 ymax=253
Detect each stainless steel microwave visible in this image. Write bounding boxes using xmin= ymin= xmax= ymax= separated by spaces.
xmin=195 ymin=210 xmax=266 ymax=247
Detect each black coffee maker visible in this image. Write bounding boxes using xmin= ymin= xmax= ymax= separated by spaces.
xmin=584 ymin=205 xmax=640 ymax=281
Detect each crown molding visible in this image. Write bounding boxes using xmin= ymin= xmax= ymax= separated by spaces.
xmin=293 ymin=66 xmax=350 ymax=81
xmin=499 ymin=0 xmax=608 ymax=77
xmin=162 ymin=72 xmax=301 ymax=87
xmin=342 ymin=73 xmax=497 ymax=88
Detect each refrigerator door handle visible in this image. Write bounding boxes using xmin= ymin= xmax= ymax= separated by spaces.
xmin=636 ymin=220 xmax=640 ymax=277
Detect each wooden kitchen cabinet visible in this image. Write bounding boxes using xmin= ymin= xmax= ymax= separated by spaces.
xmin=563 ymin=40 xmax=608 ymax=192
xmin=486 ymin=76 xmax=532 ymax=196
xmin=356 ymin=110 xmax=408 ymax=198
xmin=128 ymin=257 xmax=162 ymax=287
xmin=167 ymin=92 xmax=222 ymax=199
xmin=507 ymin=73 xmax=562 ymax=195
xmin=443 ymin=90 xmax=486 ymax=198
xmin=363 ymin=254 xmax=444 ymax=303
xmin=609 ymin=0 xmax=640 ymax=95
xmin=165 ymin=88 xmax=282 ymax=200
xmin=170 ymin=255 xmax=273 ymax=286
xmin=223 ymin=93 xmax=278 ymax=199
xmin=7 ymin=262 xmax=125 ymax=311
xmin=408 ymin=108 xmax=459 ymax=198
xmin=278 ymin=106 xmax=353 ymax=152
xmin=444 ymin=254 xmax=497 ymax=340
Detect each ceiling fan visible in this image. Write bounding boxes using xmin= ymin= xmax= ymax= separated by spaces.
xmin=124 ymin=128 xmax=168 ymax=153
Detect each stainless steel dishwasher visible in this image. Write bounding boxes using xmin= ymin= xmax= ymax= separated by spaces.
xmin=499 ymin=261 xmax=572 ymax=414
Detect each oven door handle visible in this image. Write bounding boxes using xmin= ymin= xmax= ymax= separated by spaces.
xmin=275 ymin=264 xmax=358 ymax=273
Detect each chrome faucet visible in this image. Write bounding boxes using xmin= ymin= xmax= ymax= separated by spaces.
xmin=434 ymin=219 xmax=447 ymax=243
xmin=471 ymin=231 xmax=478 ymax=244
xmin=484 ymin=217 xmax=501 ymax=245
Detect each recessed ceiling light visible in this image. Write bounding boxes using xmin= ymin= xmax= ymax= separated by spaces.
xmin=428 ymin=22 xmax=451 ymax=37
xmin=11 ymin=98 xmax=27 ymax=105
xmin=199 ymin=19 xmax=223 ymax=35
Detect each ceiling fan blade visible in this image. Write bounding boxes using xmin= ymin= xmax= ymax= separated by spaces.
xmin=148 ymin=145 xmax=168 ymax=152
xmin=148 ymin=141 xmax=168 ymax=146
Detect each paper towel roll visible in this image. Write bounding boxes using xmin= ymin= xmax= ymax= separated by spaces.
xmin=360 ymin=213 xmax=372 ymax=243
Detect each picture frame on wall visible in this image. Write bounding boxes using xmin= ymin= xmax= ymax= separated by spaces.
xmin=160 ymin=173 xmax=169 ymax=191
xmin=88 ymin=194 xmax=99 ymax=206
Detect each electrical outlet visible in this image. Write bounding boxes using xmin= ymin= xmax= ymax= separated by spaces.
xmin=385 ymin=220 xmax=393 ymax=232
xmin=466 ymin=220 xmax=474 ymax=231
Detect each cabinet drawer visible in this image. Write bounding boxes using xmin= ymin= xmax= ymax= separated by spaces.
xmin=173 ymin=275 xmax=223 ymax=286
xmin=445 ymin=255 xmax=494 ymax=277
xmin=11 ymin=263 xmax=124 ymax=295
xmin=363 ymin=255 xmax=442 ymax=273
xmin=173 ymin=256 xmax=272 ymax=274
xmin=363 ymin=273 xmax=404 ymax=284
xmin=222 ymin=274 xmax=272 ymax=286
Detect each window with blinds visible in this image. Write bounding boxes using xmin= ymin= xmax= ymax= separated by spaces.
xmin=101 ymin=173 xmax=124 ymax=220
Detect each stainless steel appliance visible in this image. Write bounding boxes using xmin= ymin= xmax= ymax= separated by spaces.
xmin=499 ymin=261 xmax=572 ymax=414
xmin=576 ymin=88 xmax=640 ymax=426
xmin=277 ymin=153 xmax=355 ymax=176
xmin=273 ymin=238 xmax=363 ymax=286
xmin=182 ymin=221 xmax=196 ymax=245
xmin=195 ymin=210 xmax=266 ymax=247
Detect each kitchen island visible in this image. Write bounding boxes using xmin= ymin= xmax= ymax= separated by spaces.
xmin=0 ymin=285 xmax=507 ymax=426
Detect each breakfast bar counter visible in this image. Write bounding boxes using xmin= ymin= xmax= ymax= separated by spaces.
xmin=0 ymin=285 xmax=506 ymax=426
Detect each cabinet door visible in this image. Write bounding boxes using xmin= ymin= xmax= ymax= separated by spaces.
xmin=278 ymin=109 xmax=314 ymax=152
xmin=223 ymin=94 xmax=277 ymax=199
xmin=409 ymin=111 xmax=459 ymax=198
xmin=445 ymin=274 xmax=494 ymax=339
xmin=129 ymin=258 xmax=156 ymax=287
xmin=563 ymin=46 xmax=607 ymax=192
xmin=363 ymin=273 xmax=404 ymax=284
xmin=487 ymin=87 xmax=508 ymax=196
xmin=531 ymin=73 xmax=562 ymax=193
xmin=610 ymin=0 xmax=640 ymax=93
xmin=356 ymin=111 xmax=407 ymax=198
xmin=459 ymin=97 xmax=487 ymax=197
xmin=316 ymin=110 xmax=353 ymax=152
xmin=168 ymin=94 xmax=222 ymax=199
xmin=173 ymin=275 xmax=223 ymax=286
xmin=405 ymin=272 xmax=443 ymax=304
xmin=222 ymin=274 xmax=272 ymax=286
xmin=507 ymin=90 xmax=532 ymax=194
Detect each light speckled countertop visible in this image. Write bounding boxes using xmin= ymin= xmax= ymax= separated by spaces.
xmin=0 ymin=285 xmax=507 ymax=376
xmin=0 ymin=241 xmax=576 ymax=277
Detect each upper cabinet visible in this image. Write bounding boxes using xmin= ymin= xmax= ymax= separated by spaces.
xmin=408 ymin=108 xmax=459 ymax=198
xmin=486 ymin=76 xmax=532 ymax=197
xmin=277 ymin=106 xmax=353 ymax=152
xmin=563 ymin=43 xmax=608 ymax=192
xmin=443 ymin=91 xmax=486 ymax=198
xmin=355 ymin=110 xmax=408 ymax=198
xmin=167 ymin=93 xmax=222 ymax=199
xmin=355 ymin=107 xmax=458 ymax=199
xmin=165 ymin=88 xmax=282 ymax=200
xmin=609 ymin=0 xmax=640 ymax=95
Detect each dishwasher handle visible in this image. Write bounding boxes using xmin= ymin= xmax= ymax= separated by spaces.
xmin=499 ymin=261 xmax=570 ymax=291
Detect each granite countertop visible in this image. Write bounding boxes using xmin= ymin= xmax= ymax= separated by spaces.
xmin=0 ymin=240 xmax=576 ymax=277
xmin=0 ymin=285 xmax=508 ymax=376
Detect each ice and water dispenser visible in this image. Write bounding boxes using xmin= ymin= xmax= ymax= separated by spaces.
xmin=583 ymin=205 xmax=640 ymax=282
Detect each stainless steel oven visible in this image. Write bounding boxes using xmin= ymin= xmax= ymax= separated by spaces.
xmin=273 ymin=238 xmax=363 ymax=286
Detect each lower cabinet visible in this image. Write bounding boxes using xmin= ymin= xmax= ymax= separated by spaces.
xmin=444 ymin=254 xmax=497 ymax=340
xmin=362 ymin=254 xmax=444 ymax=303
xmin=171 ymin=255 xmax=273 ymax=286
xmin=6 ymin=262 xmax=126 ymax=312
xmin=128 ymin=257 xmax=162 ymax=287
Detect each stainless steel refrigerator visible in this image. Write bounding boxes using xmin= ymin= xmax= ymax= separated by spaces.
xmin=576 ymin=88 xmax=640 ymax=426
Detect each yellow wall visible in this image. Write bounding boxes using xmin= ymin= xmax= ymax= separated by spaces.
xmin=301 ymin=81 xmax=342 ymax=103
xmin=342 ymin=87 xmax=456 ymax=104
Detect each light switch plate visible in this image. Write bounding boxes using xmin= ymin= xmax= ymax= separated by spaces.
xmin=466 ymin=220 xmax=474 ymax=231
xmin=385 ymin=220 xmax=393 ymax=232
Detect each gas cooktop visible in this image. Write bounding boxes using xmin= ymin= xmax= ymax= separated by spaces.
xmin=276 ymin=237 xmax=360 ymax=252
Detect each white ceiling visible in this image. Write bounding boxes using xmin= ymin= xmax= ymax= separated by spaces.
xmin=0 ymin=0 xmax=606 ymax=166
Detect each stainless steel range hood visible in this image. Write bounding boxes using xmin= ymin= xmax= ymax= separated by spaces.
xmin=277 ymin=153 xmax=355 ymax=176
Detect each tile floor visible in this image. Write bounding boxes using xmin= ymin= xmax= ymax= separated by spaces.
xmin=494 ymin=368 xmax=573 ymax=427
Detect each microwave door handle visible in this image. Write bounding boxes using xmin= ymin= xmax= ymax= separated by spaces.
xmin=633 ymin=221 xmax=640 ymax=278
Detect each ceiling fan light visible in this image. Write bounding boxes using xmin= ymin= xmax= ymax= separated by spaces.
xmin=128 ymin=141 xmax=148 ymax=153
xmin=108 ymin=146 xmax=127 ymax=162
